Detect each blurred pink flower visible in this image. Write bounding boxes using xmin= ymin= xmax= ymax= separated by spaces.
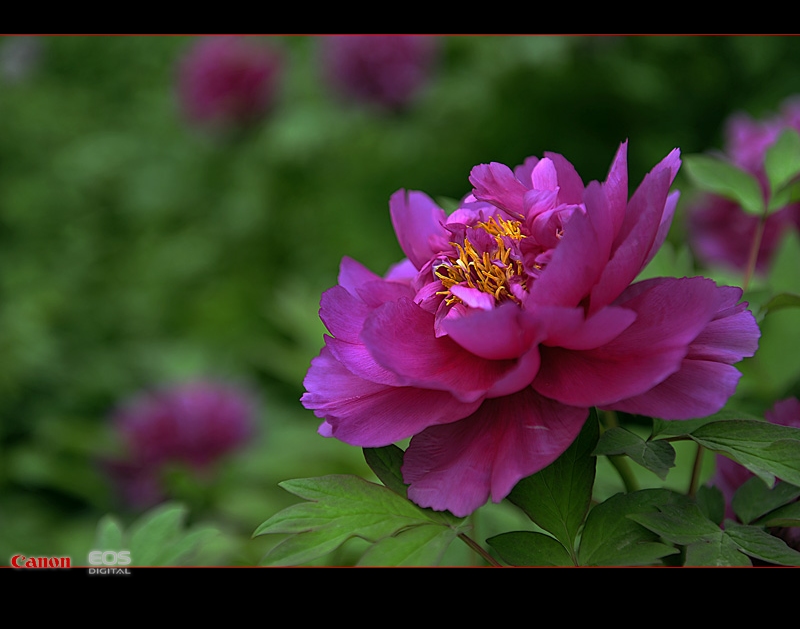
xmin=302 ymin=142 xmax=760 ymax=517
xmin=687 ymin=98 xmax=800 ymax=273
xmin=177 ymin=36 xmax=282 ymax=131
xmin=104 ymin=380 xmax=256 ymax=508
xmin=319 ymin=35 xmax=438 ymax=110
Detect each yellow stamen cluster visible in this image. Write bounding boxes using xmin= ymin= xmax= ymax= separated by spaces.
xmin=435 ymin=217 xmax=527 ymax=306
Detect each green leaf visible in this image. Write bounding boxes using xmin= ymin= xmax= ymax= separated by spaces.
xmin=689 ymin=420 xmax=800 ymax=488
xmin=684 ymin=533 xmax=751 ymax=566
xmin=765 ymin=128 xmax=800 ymax=204
xmin=155 ymin=526 xmax=219 ymax=567
xmin=724 ymin=521 xmax=800 ymax=566
xmin=254 ymin=475 xmax=462 ymax=566
xmin=732 ymin=477 xmax=800 ymax=525
xmin=628 ymin=500 xmax=722 ymax=545
xmin=759 ymin=292 xmax=800 ymax=318
xmin=578 ymin=489 xmax=681 ymax=566
xmin=650 ymin=408 xmax=761 ymax=440
xmin=756 ymin=501 xmax=800 ymax=528
xmin=683 ymin=154 xmax=764 ymax=215
xmin=128 ymin=503 xmax=188 ymax=566
xmin=507 ymin=410 xmax=598 ymax=554
xmin=95 ymin=515 xmax=123 ymax=551
xmin=696 ymin=485 xmax=725 ymax=526
xmin=593 ymin=426 xmax=675 ymax=479
xmin=487 ymin=531 xmax=573 ymax=566
xmin=363 ymin=444 xmax=408 ymax=498
xmin=357 ymin=524 xmax=460 ymax=566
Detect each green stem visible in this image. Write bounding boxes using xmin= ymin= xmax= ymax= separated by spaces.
xmin=742 ymin=210 xmax=767 ymax=292
xmin=600 ymin=410 xmax=640 ymax=494
xmin=608 ymin=455 xmax=640 ymax=494
xmin=688 ymin=443 xmax=705 ymax=498
xmin=458 ymin=532 xmax=502 ymax=567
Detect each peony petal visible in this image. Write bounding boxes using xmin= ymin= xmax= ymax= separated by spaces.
xmin=534 ymin=277 xmax=724 ymax=407
xmin=326 ymin=336 xmax=404 ymax=386
xmin=449 ymin=284 xmax=495 ymax=311
xmin=543 ymin=151 xmax=585 ymax=205
xmin=338 ymin=256 xmax=382 ymax=297
xmin=536 ymin=304 xmax=638 ymax=350
xmin=531 ymin=157 xmax=558 ymax=191
xmin=603 ymin=359 xmax=744 ymax=420
xmin=442 ymin=301 xmax=538 ymax=360
xmin=361 ymin=297 xmax=522 ymax=403
xmin=601 ymin=140 xmax=629 ymax=237
xmin=588 ymin=165 xmax=675 ymax=313
xmin=469 ymin=162 xmax=528 ymax=217
xmin=319 ymin=285 xmax=371 ymax=343
xmin=402 ymin=388 xmax=588 ymax=517
xmin=528 ymin=181 xmax=613 ymax=308
xmin=302 ymin=347 xmax=479 ymax=446
xmin=642 ymin=189 xmax=681 ymax=269
xmin=389 ymin=189 xmax=450 ymax=270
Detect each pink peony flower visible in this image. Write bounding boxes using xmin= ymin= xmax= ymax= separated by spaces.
xmin=687 ymin=98 xmax=800 ymax=273
xmin=104 ymin=380 xmax=256 ymax=508
xmin=319 ymin=35 xmax=438 ymax=111
xmin=177 ymin=36 xmax=282 ymax=131
xmin=302 ymin=142 xmax=761 ymax=517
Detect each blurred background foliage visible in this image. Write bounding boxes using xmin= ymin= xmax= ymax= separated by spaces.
xmin=1 ymin=35 xmax=800 ymax=566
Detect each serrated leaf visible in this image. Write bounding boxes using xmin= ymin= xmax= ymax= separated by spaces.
xmin=684 ymin=533 xmax=751 ymax=566
xmin=357 ymin=524 xmax=460 ymax=566
xmin=732 ymin=477 xmax=800 ymax=524
xmin=755 ymin=500 xmax=800 ymax=528
xmin=95 ymin=515 xmax=123 ymax=551
xmin=578 ymin=489 xmax=681 ymax=566
xmin=363 ymin=445 xmax=408 ymax=498
xmin=128 ymin=503 xmax=187 ymax=566
xmin=765 ymin=128 xmax=800 ymax=202
xmin=689 ymin=420 xmax=800 ymax=488
xmin=683 ymin=154 xmax=764 ymax=215
xmin=507 ymin=410 xmax=598 ymax=554
xmin=486 ymin=531 xmax=573 ymax=566
xmin=627 ymin=500 xmax=721 ymax=546
xmin=696 ymin=485 xmax=725 ymax=526
xmin=724 ymin=521 xmax=800 ymax=566
xmin=254 ymin=475 xmax=452 ymax=566
xmin=156 ymin=526 xmax=219 ymax=566
xmin=594 ymin=426 xmax=675 ymax=479
xmin=650 ymin=413 xmax=741 ymax=439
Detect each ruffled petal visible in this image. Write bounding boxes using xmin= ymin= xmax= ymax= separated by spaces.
xmin=469 ymin=162 xmax=528 ymax=217
xmin=534 ymin=277 xmax=724 ymax=407
xmin=338 ymin=256 xmax=382 ymax=297
xmin=543 ymin=151 xmax=585 ymax=205
xmin=528 ymin=181 xmax=613 ymax=308
xmin=603 ymin=359 xmax=744 ymax=420
xmin=302 ymin=347 xmax=480 ymax=446
xmin=441 ymin=301 xmax=539 ymax=360
xmin=389 ymin=189 xmax=450 ymax=270
xmin=402 ymin=388 xmax=588 ymax=517
xmin=536 ymin=304 xmax=638 ymax=350
xmin=588 ymin=165 xmax=675 ymax=313
xmin=360 ymin=297 xmax=523 ymax=402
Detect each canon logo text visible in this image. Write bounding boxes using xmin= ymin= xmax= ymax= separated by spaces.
xmin=11 ymin=555 xmax=71 ymax=569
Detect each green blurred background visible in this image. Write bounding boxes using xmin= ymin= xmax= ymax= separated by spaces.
xmin=2 ymin=35 xmax=800 ymax=566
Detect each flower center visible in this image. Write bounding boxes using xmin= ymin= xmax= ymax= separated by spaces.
xmin=435 ymin=216 xmax=527 ymax=306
